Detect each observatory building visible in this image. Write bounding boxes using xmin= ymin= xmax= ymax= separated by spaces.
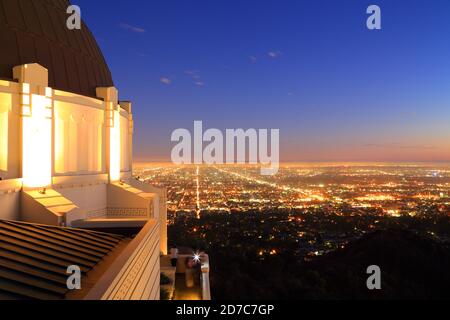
xmin=0 ymin=0 xmax=171 ymax=299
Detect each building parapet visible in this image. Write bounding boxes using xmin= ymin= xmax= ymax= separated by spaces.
xmin=84 ymin=220 xmax=161 ymax=300
xmin=200 ymin=254 xmax=211 ymax=300
xmin=0 ymin=178 xmax=22 ymax=194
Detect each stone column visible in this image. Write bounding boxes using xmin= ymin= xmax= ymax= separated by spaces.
xmin=97 ymin=87 xmax=120 ymax=182
xmin=13 ymin=63 xmax=53 ymax=189
xmin=119 ymin=101 xmax=133 ymax=176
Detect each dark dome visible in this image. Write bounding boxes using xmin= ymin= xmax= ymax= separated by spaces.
xmin=0 ymin=0 xmax=114 ymax=97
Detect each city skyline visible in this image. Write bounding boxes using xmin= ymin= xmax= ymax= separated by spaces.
xmin=77 ymin=0 xmax=450 ymax=162
xmin=135 ymin=162 xmax=450 ymax=215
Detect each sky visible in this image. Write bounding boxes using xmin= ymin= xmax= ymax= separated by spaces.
xmin=75 ymin=0 xmax=450 ymax=162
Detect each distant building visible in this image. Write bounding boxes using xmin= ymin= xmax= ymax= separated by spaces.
xmin=0 ymin=0 xmax=170 ymax=300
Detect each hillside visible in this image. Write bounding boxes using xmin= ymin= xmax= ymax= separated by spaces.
xmin=307 ymin=229 xmax=450 ymax=299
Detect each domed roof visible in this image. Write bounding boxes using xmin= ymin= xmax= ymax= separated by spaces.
xmin=0 ymin=0 xmax=114 ymax=97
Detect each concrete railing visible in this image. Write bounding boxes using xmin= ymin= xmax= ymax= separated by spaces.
xmin=175 ymin=252 xmax=211 ymax=300
xmin=106 ymin=182 xmax=155 ymax=219
xmin=85 ymin=220 xmax=161 ymax=300
xmin=200 ymin=254 xmax=211 ymax=300
xmin=129 ymin=179 xmax=168 ymax=255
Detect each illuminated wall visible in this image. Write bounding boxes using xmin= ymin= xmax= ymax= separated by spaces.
xmin=22 ymin=87 xmax=53 ymax=188
xmin=0 ymin=92 xmax=8 ymax=173
xmin=0 ymin=81 xmax=20 ymax=180
xmin=110 ymin=109 xmax=121 ymax=182
xmin=54 ymin=99 xmax=105 ymax=175
xmin=0 ymin=82 xmax=21 ymax=220
xmin=58 ymin=184 xmax=107 ymax=217
xmin=0 ymin=64 xmax=137 ymax=221
xmin=0 ymin=64 xmax=134 ymax=187
xmin=120 ymin=112 xmax=130 ymax=172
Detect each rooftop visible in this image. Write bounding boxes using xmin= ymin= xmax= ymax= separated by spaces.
xmin=0 ymin=219 xmax=128 ymax=300
xmin=0 ymin=0 xmax=114 ymax=97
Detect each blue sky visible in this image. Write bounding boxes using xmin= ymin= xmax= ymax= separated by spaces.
xmin=76 ymin=0 xmax=450 ymax=162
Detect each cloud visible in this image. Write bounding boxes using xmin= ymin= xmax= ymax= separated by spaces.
xmin=268 ymin=50 xmax=282 ymax=59
xmin=185 ymin=70 xmax=201 ymax=80
xmin=160 ymin=77 xmax=172 ymax=85
xmin=249 ymin=55 xmax=257 ymax=63
xmin=119 ymin=22 xmax=146 ymax=33
xmin=185 ymin=70 xmax=204 ymax=86
xmin=363 ymin=143 xmax=437 ymax=150
xmin=184 ymin=70 xmax=200 ymax=78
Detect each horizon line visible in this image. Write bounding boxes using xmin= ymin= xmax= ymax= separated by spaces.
xmin=133 ymin=160 xmax=450 ymax=165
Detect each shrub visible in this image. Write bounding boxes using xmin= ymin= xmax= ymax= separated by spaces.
xmin=160 ymin=272 xmax=172 ymax=285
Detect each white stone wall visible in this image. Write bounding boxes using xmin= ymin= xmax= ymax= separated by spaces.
xmin=0 ymin=80 xmax=21 ymax=181
xmin=0 ymin=81 xmax=21 ymax=220
xmin=54 ymin=92 xmax=107 ymax=175
xmin=57 ymin=184 xmax=107 ymax=215
xmin=0 ymin=179 xmax=21 ymax=221
xmin=0 ymin=93 xmax=8 ymax=173
xmin=120 ymin=111 xmax=130 ymax=173
xmin=0 ymin=77 xmax=134 ymax=221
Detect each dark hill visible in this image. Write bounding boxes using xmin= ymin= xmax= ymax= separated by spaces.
xmin=306 ymin=229 xmax=450 ymax=299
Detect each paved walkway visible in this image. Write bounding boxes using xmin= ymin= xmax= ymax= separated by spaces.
xmin=173 ymin=273 xmax=202 ymax=300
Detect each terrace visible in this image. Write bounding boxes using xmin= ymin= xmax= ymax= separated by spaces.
xmin=160 ymin=249 xmax=211 ymax=300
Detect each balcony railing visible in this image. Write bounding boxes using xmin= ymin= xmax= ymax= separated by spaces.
xmin=162 ymin=251 xmax=211 ymax=300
